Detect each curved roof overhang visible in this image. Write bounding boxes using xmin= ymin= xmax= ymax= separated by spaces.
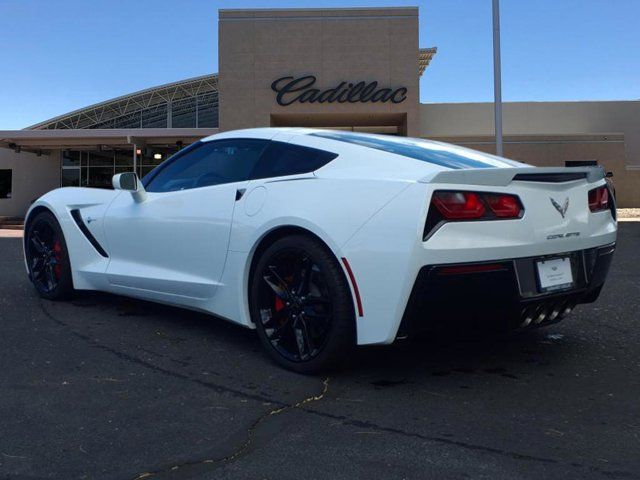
xmin=27 ymin=74 xmax=219 ymax=130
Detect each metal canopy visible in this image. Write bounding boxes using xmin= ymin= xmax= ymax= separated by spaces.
xmin=419 ymin=47 xmax=437 ymax=77
xmin=0 ymin=128 xmax=218 ymax=152
xmin=27 ymin=74 xmax=219 ymax=131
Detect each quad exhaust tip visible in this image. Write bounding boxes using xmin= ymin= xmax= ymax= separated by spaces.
xmin=520 ymin=300 xmax=577 ymax=328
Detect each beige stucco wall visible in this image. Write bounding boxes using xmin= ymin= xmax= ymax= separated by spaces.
xmin=428 ymin=134 xmax=638 ymax=207
xmin=421 ymin=101 xmax=640 ymax=207
xmin=421 ymin=101 xmax=640 ymax=166
xmin=0 ymin=148 xmax=60 ymax=217
xmin=219 ymin=7 xmax=420 ymax=136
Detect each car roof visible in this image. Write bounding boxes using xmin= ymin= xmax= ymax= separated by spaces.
xmin=199 ymin=128 xmax=525 ymax=182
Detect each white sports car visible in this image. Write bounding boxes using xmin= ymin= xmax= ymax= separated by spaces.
xmin=24 ymin=128 xmax=617 ymax=372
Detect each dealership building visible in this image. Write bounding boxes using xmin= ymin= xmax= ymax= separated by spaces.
xmin=1 ymin=6 xmax=639 ymax=218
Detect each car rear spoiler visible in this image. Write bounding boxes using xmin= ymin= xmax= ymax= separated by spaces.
xmin=419 ymin=166 xmax=605 ymax=187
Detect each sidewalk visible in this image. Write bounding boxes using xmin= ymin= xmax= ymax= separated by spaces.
xmin=617 ymin=208 xmax=640 ymax=222
xmin=0 ymin=229 xmax=23 ymax=238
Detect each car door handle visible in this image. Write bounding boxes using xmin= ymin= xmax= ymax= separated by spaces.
xmin=235 ymin=189 xmax=246 ymax=201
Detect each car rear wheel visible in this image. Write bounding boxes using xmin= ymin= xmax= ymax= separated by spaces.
xmin=25 ymin=211 xmax=74 ymax=300
xmin=249 ymin=234 xmax=356 ymax=374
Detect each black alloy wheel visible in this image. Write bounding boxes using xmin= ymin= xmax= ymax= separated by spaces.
xmin=25 ymin=211 xmax=73 ymax=300
xmin=250 ymin=234 xmax=355 ymax=373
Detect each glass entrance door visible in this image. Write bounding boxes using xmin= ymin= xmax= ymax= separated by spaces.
xmin=61 ymin=151 xmax=81 ymax=187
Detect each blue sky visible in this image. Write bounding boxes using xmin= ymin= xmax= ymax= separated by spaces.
xmin=0 ymin=0 xmax=638 ymax=129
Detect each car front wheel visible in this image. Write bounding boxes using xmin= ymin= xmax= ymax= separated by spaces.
xmin=25 ymin=211 xmax=74 ymax=300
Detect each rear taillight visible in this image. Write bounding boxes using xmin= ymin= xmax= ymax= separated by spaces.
xmin=431 ymin=192 xmax=486 ymax=219
xmin=483 ymin=194 xmax=522 ymax=218
xmin=424 ymin=190 xmax=523 ymax=240
xmin=588 ymin=185 xmax=609 ymax=212
xmin=431 ymin=191 xmax=523 ymax=220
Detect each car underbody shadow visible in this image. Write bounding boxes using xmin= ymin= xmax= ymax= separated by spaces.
xmin=346 ymin=322 xmax=570 ymax=382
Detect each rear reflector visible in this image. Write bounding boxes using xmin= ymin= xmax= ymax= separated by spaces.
xmin=588 ymin=185 xmax=609 ymax=212
xmin=341 ymin=258 xmax=363 ymax=317
xmin=437 ymin=263 xmax=508 ymax=275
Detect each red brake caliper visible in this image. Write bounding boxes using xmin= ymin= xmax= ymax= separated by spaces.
xmin=274 ymin=274 xmax=294 ymax=323
xmin=274 ymin=297 xmax=285 ymax=312
xmin=53 ymin=241 xmax=62 ymax=278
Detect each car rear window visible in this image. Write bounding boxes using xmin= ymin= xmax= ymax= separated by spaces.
xmin=310 ymin=131 xmax=518 ymax=170
xmin=249 ymin=141 xmax=338 ymax=179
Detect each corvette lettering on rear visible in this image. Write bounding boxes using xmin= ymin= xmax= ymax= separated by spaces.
xmin=547 ymin=232 xmax=580 ymax=240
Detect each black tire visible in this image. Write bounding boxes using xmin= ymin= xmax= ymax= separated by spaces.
xmin=25 ymin=211 xmax=74 ymax=300
xmin=249 ymin=234 xmax=356 ymax=374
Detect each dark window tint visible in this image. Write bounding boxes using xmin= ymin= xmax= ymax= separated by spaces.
xmin=145 ymin=139 xmax=268 ymax=192
xmin=250 ymin=141 xmax=338 ymax=179
xmin=311 ymin=131 xmax=520 ymax=170
xmin=62 ymin=151 xmax=80 ymax=167
xmin=61 ymin=169 xmax=80 ymax=187
xmin=0 ymin=170 xmax=11 ymax=199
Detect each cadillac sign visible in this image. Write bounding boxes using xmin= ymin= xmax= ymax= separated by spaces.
xmin=271 ymin=75 xmax=408 ymax=106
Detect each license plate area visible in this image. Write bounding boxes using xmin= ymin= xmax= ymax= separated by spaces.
xmin=536 ymin=256 xmax=574 ymax=293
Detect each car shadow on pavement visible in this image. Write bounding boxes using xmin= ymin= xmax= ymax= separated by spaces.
xmin=60 ymin=288 xmax=568 ymax=383
xmin=346 ymin=326 xmax=569 ymax=384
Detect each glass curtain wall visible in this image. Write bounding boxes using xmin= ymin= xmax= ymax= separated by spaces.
xmin=85 ymin=91 xmax=219 ymax=129
xmin=61 ymin=151 xmax=81 ymax=187
xmin=137 ymin=147 xmax=177 ymax=179
xmin=61 ymin=147 xmax=179 ymax=189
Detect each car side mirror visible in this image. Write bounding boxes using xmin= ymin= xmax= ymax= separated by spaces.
xmin=112 ymin=172 xmax=147 ymax=203
xmin=605 ymin=171 xmax=614 ymax=178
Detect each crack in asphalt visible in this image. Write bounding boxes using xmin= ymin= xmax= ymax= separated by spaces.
xmin=296 ymin=408 xmax=635 ymax=479
xmin=132 ymin=377 xmax=331 ymax=480
xmin=38 ymin=299 xmax=635 ymax=480
xmin=38 ymin=298 xmax=333 ymax=479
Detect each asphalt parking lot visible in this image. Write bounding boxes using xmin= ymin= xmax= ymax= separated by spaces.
xmin=1 ymin=224 xmax=639 ymax=480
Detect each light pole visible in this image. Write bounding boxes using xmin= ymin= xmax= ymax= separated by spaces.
xmin=492 ymin=0 xmax=503 ymax=157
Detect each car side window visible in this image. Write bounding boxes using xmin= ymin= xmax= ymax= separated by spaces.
xmin=145 ymin=139 xmax=268 ymax=193
xmin=249 ymin=141 xmax=338 ymax=180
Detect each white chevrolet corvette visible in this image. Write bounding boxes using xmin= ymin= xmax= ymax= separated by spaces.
xmin=24 ymin=128 xmax=617 ymax=372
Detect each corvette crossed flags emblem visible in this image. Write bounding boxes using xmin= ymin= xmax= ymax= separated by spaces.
xmin=550 ymin=197 xmax=570 ymax=218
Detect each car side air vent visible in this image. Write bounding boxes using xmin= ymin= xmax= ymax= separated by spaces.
xmin=70 ymin=209 xmax=109 ymax=258
xmin=513 ymin=172 xmax=587 ymax=182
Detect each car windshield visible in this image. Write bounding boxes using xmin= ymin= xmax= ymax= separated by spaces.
xmin=311 ymin=131 xmax=524 ymax=170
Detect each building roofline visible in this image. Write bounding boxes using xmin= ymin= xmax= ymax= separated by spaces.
xmin=219 ymin=7 xmax=419 ymax=16
xmin=0 ymin=128 xmax=218 ymax=151
xmin=26 ymin=73 xmax=218 ymax=130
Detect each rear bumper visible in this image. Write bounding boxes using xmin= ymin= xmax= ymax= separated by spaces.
xmin=398 ymin=242 xmax=615 ymax=337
